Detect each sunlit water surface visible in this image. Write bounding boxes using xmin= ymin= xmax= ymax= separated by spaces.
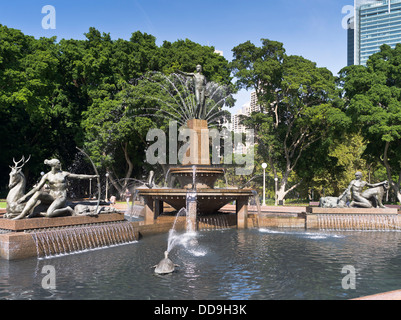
xmin=1 ymin=228 xmax=401 ymax=300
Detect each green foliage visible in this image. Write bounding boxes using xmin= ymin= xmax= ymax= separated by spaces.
xmin=0 ymin=25 xmax=73 ymax=188
xmin=340 ymin=44 xmax=401 ymax=144
xmin=339 ymin=44 xmax=401 ymax=202
xmin=0 ymin=25 xmax=232 ymax=196
xmin=231 ymin=39 xmax=350 ymax=200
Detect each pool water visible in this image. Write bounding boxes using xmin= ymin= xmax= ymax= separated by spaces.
xmin=1 ymin=228 xmax=401 ymax=300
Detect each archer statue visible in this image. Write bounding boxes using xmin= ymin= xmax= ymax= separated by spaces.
xmin=177 ymin=64 xmax=208 ymax=119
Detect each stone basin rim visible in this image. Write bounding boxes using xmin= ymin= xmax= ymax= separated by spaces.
xmin=137 ymin=188 xmax=254 ymax=196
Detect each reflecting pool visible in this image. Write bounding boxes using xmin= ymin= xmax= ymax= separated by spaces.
xmin=1 ymin=228 xmax=401 ymax=300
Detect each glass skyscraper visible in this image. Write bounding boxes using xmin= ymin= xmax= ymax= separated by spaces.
xmin=349 ymin=0 xmax=401 ymax=65
xmin=347 ymin=17 xmax=355 ymax=66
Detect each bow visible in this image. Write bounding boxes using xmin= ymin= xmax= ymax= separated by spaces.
xmin=76 ymin=147 xmax=101 ymax=214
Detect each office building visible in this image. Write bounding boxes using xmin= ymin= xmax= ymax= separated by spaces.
xmin=347 ymin=16 xmax=355 ymax=66
xmin=349 ymin=0 xmax=401 ymax=65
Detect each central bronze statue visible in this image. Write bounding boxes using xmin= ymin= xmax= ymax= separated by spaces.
xmin=178 ymin=64 xmax=207 ymax=119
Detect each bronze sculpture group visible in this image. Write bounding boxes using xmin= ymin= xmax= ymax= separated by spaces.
xmin=7 ymin=153 xmax=390 ymax=219
xmin=319 ymin=172 xmax=388 ymax=209
xmin=6 ymin=156 xmax=98 ymax=219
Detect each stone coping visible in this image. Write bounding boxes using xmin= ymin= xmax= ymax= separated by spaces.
xmin=306 ymin=206 xmax=398 ymax=215
xmin=138 ymin=188 xmax=254 ymax=197
xmin=0 ymin=213 xmax=125 ymax=231
xmin=168 ymin=167 xmax=225 ymax=174
xmin=353 ymin=289 xmax=401 ymax=300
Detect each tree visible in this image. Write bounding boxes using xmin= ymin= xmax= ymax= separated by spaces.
xmin=295 ymin=132 xmax=385 ymax=200
xmin=0 ymin=25 xmax=235 ymax=198
xmin=339 ymin=44 xmax=401 ymax=203
xmin=0 ymin=25 xmax=78 ymax=191
xmin=79 ymin=29 xmax=159 ymax=196
xmin=231 ymin=39 xmax=350 ymax=202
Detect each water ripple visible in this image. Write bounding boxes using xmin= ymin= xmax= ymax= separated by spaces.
xmin=1 ymin=229 xmax=401 ymax=299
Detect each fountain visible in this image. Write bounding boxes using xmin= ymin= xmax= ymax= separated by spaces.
xmin=136 ymin=66 xmax=254 ymax=231
xmin=3 ymin=62 xmax=401 ymax=300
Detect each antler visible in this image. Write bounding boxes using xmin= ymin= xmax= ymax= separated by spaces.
xmin=11 ymin=155 xmax=31 ymax=170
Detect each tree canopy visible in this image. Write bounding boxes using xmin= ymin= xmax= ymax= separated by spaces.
xmin=0 ymin=25 xmax=233 ymax=197
xmin=339 ymin=43 xmax=401 ymax=202
xmin=231 ymin=39 xmax=350 ymax=202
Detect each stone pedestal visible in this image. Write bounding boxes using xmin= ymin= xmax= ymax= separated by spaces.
xmin=138 ymin=117 xmax=254 ymax=230
xmin=144 ymin=198 xmax=163 ymax=225
xmin=144 ymin=197 xmax=155 ymax=225
xmin=184 ymin=119 xmax=210 ymax=165
xmin=138 ymin=189 xmax=253 ymax=230
xmin=236 ymin=197 xmax=248 ymax=229
xmin=305 ymin=207 xmax=400 ymax=230
xmin=0 ymin=213 xmax=125 ymax=232
xmin=0 ymin=213 xmax=128 ymax=260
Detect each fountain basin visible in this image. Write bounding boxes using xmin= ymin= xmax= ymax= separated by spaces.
xmin=0 ymin=213 xmax=139 ymax=260
xmin=306 ymin=207 xmax=398 ymax=215
xmin=305 ymin=207 xmax=400 ymax=230
xmin=0 ymin=213 xmax=125 ymax=232
xmin=4 ymin=228 xmax=401 ymax=299
xmin=138 ymin=188 xmax=254 ymax=229
xmin=139 ymin=188 xmax=253 ymax=214
xmin=169 ymin=166 xmax=225 ymax=189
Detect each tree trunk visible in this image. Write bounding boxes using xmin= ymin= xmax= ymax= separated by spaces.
xmin=382 ymin=141 xmax=401 ymax=205
xmin=397 ymin=189 xmax=401 ymax=204
xmin=122 ymin=142 xmax=134 ymax=182
xmin=104 ymin=142 xmax=135 ymax=200
xmin=390 ymin=176 xmax=401 ymax=204
xmin=276 ymin=184 xmax=286 ymax=204
xmin=275 ymin=172 xmax=302 ymax=204
xmin=107 ymin=170 xmax=123 ymax=199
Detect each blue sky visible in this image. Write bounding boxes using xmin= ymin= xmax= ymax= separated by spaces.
xmin=0 ymin=0 xmax=353 ymax=112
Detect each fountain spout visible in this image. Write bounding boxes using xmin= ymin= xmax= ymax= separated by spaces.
xmin=192 ymin=165 xmax=196 ymax=190
xmin=146 ymin=171 xmax=155 ymax=189
xmin=153 ymin=250 xmax=179 ymax=275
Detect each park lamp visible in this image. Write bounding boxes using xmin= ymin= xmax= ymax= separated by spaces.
xmin=262 ymin=163 xmax=267 ymax=206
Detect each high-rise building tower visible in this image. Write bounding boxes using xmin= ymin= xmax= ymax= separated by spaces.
xmin=250 ymin=91 xmax=261 ymax=113
xmin=347 ymin=16 xmax=355 ymax=66
xmin=350 ymin=0 xmax=401 ymax=65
